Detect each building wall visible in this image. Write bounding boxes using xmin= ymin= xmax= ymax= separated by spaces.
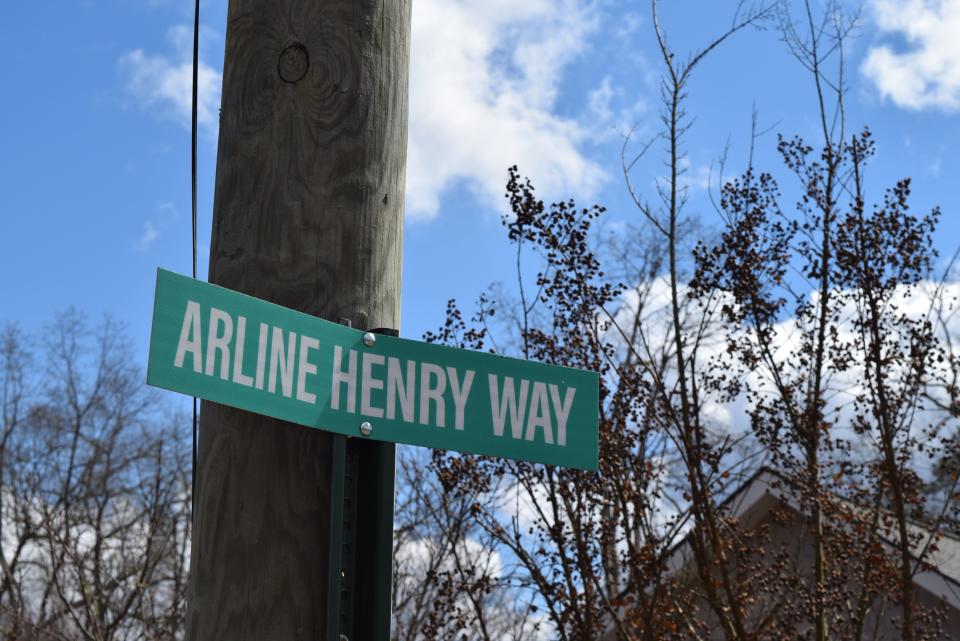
xmin=607 ymin=492 xmax=960 ymax=640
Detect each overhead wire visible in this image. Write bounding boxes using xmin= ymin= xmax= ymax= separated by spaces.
xmin=190 ymin=0 xmax=200 ymax=516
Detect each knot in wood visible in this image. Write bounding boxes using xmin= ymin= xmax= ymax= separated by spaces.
xmin=278 ymin=43 xmax=309 ymax=83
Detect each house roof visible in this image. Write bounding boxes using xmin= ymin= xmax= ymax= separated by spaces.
xmin=663 ymin=467 xmax=960 ymax=610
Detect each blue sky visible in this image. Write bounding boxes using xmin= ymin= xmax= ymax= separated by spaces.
xmin=2 ymin=0 xmax=959 ymax=371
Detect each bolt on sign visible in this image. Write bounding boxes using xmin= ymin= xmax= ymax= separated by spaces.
xmin=147 ymin=269 xmax=600 ymax=470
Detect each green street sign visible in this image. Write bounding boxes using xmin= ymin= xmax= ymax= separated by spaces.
xmin=147 ymin=269 xmax=599 ymax=470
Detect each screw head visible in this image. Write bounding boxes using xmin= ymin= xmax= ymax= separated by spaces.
xmin=362 ymin=332 xmax=376 ymax=347
xmin=359 ymin=421 xmax=373 ymax=437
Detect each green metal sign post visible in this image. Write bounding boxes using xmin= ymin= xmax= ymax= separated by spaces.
xmin=148 ymin=268 xmax=600 ymax=470
xmin=327 ymin=326 xmax=398 ymax=641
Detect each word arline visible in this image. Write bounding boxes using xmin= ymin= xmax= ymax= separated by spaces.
xmin=172 ymin=302 xmax=576 ymax=445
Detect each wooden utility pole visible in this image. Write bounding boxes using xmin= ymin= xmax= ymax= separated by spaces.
xmin=187 ymin=1 xmax=410 ymax=639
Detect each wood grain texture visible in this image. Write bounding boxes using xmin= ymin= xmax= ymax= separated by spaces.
xmin=187 ymin=0 xmax=409 ymax=639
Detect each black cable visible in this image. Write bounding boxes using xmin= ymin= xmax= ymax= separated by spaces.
xmin=190 ymin=0 xmax=200 ymax=516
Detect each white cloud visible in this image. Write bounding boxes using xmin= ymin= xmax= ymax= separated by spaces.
xmin=135 ymin=221 xmax=159 ymax=252
xmin=157 ymin=201 xmax=179 ymax=219
xmin=133 ymin=202 xmax=179 ymax=252
xmin=395 ymin=536 xmax=504 ymax=582
xmin=862 ymin=0 xmax=960 ymax=111
xmin=588 ymin=77 xmax=616 ymax=123
xmin=120 ymin=25 xmax=221 ymax=130
xmin=406 ymin=0 xmax=606 ymax=220
xmin=674 ymin=157 xmax=715 ymax=193
xmin=585 ymin=76 xmax=647 ymax=142
xmin=606 ymin=273 xmax=960 ymax=482
xmin=124 ymin=4 xmax=606 ymax=222
xmin=614 ymin=12 xmax=643 ymax=40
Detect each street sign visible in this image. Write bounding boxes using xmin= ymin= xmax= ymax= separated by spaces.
xmin=147 ymin=269 xmax=599 ymax=469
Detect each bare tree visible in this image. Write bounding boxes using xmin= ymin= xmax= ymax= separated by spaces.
xmin=392 ymin=445 xmax=538 ymax=641
xmin=689 ymin=2 xmax=959 ymax=639
xmin=401 ymin=2 xmax=959 ymax=640
xmin=0 ymin=312 xmax=191 ymax=641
